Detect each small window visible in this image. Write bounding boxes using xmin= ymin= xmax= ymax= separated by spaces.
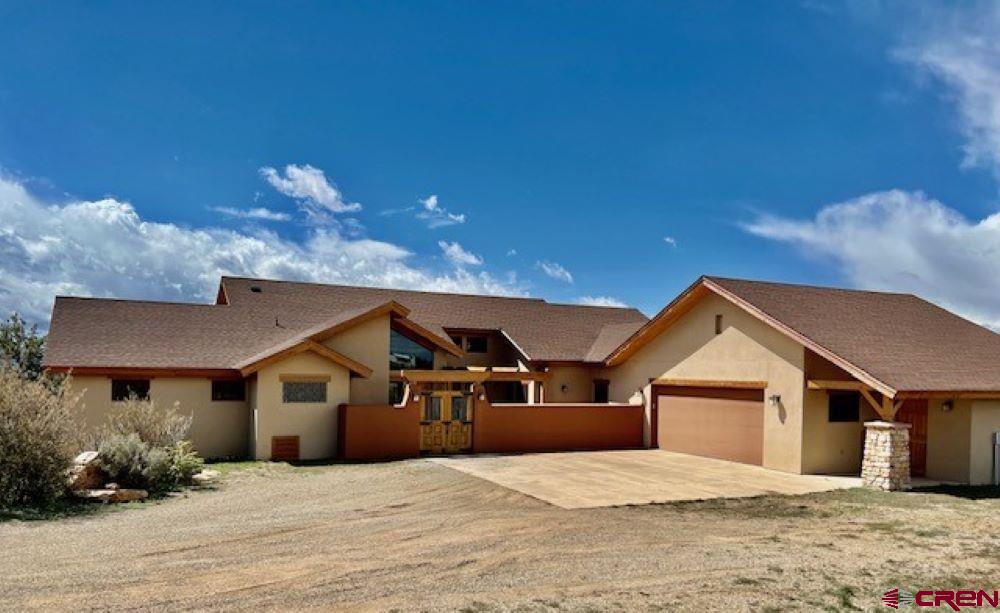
xmin=715 ymin=314 xmax=723 ymax=335
xmin=111 ymin=379 xmax=150 ymax=401
xmin=466 ymin=335 xmax=488 ymax=353
xmin=593 ymin=380 xmax=610 ymax=403
xmin=282 ymin=381 xmax=327 ymax=403
xmin=212 ymin=380 xmax=245 ymax=401
xmin=828 ymin=391 xmax=860 ymax=422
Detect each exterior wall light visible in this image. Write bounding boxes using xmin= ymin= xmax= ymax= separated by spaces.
xmin=478 ymin=392 xmax=486 ymax=401
xmin=942 ymin=400 xmax=954 ymax=412
xmin=768 ymin=394 xmax=781 ymax=406
xmin=560 ymin=384 xmax=568 ymax=393
xmin=413 ymin=394 xmax=421 ymax=402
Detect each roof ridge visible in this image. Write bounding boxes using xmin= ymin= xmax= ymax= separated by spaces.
xmin=221 ymin=275 xmax=548 ymax=303
xmin=705 ymin=275 xmax=917 ymax=298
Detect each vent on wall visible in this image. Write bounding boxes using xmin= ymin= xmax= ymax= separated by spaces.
xmin=250 ymin=285 xmax=263 ymax=293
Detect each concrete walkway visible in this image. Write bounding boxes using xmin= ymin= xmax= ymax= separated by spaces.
xmin=429 ymin=449 xmax=861 ymax=509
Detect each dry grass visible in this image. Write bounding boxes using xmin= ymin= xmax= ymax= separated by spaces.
xmin=1 ymin=460 xmax=998 ymax=611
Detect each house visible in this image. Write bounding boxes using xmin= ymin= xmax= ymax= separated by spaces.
xmin=43 ymin=275 xmax=1000 ymax=487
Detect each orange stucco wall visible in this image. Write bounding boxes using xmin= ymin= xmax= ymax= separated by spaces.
xmin=338 ymin=401 xmax=421 ymax=461
xmin=473 ymin=401 xmax=644 ymax=453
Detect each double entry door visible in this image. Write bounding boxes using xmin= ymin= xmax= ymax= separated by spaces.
xmin=420 ymin=391 xmax=473 ymax=454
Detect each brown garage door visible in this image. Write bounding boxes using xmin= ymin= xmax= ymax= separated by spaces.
xmin=654 ymin=386 xmax=764 ymax=465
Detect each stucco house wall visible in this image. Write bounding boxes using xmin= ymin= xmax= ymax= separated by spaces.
xmin=252 ymin=351 xmax=351 ymax=461
xmin=544 ymin=364 xmax=599 ymax=403
xmin=322 ymin=314 xmax=389 ymax=405
xmin=68 ymin=376 xmax=249 ymax=460
xmin=970 ymin=401 xmax=1000 ymax=485
xmin=603 ymin=292 xmax=806 ymax=473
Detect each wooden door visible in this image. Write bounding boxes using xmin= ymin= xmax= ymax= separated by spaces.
xmin=420 ymin=392 xmax=473 ymax=454
xmin=896 ymin=399 xmax=928 ymax=477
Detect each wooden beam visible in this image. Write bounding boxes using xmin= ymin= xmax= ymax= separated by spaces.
xmin=650 ymin=378 xmax=768 ymax=389
xmin=400 ymin=370 xmax=489 ymax=383
xmin=807 ymin=379 xmax=867 ymax=391
xmin=858 ymin=387 xmax=887 ymax=418
xmin=393 ymin=317 xmax=464 ymax=357
xmin=45 ymin=366 xmax=241 ymax=379
xmin=239 ymin=340 xmax=373 ymax=378
xmin=895 ymin=390 xmax=1000 ymax=399
xmin=880 ymin=395 xmax=900 ymax=421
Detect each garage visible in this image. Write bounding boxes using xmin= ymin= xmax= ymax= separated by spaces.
xmin=653 ymin=385 xmax=764 ymax=466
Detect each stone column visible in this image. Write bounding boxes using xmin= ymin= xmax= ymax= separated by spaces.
xmin=861 ymin=421 xmax=911 ymax=491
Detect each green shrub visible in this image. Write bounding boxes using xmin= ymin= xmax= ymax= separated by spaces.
xmin=97 ymin=434 xmax=204 ymax=493
xmin=0 ymin=368 xmax=79 ymax=508
xmin=95 ymin=396 xmax=192 ymax=448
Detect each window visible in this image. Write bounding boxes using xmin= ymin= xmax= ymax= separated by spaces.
xmin=282 ymin=381 xmax=327 ymax=403
xmin=466 ymin=335 xmax=488 ymax=353
xmin=715 ymin=314 xmax=723 ymax=335
xmin=212 ymin=380 xmax=245 ymax=401
xmin=449 ymin=334 xmax=464 ymax=348
xmin=593 ymin=379 xmax=610 ymax=403
xmin=111 ymin=379 xmax=150 ymax=401
xmin=389 ymin=329 xmax=434 ymax=370
xmin=828 ymin=391 xmax=860 ymax=422
xmin=389 ymin=381 xmax=406 ymax=405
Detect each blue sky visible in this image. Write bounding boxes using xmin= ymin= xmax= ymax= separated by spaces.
xmin=3 ymin=1 xmax=1000 ymax=327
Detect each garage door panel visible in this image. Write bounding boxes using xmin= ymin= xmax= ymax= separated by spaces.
xmin=656 ymin=387 xmax=763 ymax=466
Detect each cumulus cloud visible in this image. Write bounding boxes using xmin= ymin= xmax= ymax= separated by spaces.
xmin=536 ymin=260 xmax=573 ymax=283
xmin=209 ymin=206 xmax=291 ymax=221
xmin=259 ymin=164 xmax=361 ymax=217
xmin=663 ymin=236 xmax=677 ymax=247
xmin=896 ymin=4 xmax=1000 ymax=176
xmin=438 ymin=240 xmax=483 ymax=267
xmin=0 ymin=175 xmax=521 ymax=326
xmin=417 ymin=195 xmax=466 ymax=228
xmin=743 ymin=189 xmax=1000 ymax=328
xmin=577 ymin=296 xmax=628 ymax=308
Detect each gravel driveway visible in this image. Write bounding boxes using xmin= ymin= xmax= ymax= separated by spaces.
xmin=1 ymin=460 xmax=998 ymax=611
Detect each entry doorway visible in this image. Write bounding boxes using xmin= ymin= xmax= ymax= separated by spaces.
xmin=896 ymin=399 xmax=928 ymax=477
xmin=420 ymin=391 xmax=474 ymax=454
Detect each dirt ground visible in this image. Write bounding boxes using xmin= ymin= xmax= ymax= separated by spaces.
xmin=1 ymin=460 xmax=998 ymax=612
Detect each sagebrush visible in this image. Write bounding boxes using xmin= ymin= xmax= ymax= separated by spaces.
xmin=0 ymin=368 xmax=79 ymax=507
xmin=93 ymin=396 xmax=192 ymax=448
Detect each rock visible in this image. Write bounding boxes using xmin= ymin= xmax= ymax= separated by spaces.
xmin=66 ymin=451 xmax=105 ymax=491
xmin=191 ymin=469 xmax=220 ymax=485
xmin=74 ymin=488 xmax=149 ymax=503
xmin=105 ymin=483 xmax=120 ymax=491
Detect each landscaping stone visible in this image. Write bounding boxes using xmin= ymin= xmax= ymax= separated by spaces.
xmin=66 ymin=451 xmax=104 ymax=491
xmin=861 ymin=421 xmax=911 ymax=491
xmin=74 ymin=488 xmax=149 ymax=503
xmin=191 ymin=469 xmax=220 ymax=485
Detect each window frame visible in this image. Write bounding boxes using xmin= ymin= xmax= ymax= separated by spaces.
xmin=211 ymin=379 xmax=246 ymax=402
xmin=827 ymin=390 xmax=861 ymax=423
xmin=111 ymin=378 xmax=151 ymax=402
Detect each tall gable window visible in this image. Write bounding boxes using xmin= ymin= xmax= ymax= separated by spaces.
xmin=212 ymin=380 xmax=246 ymax=402
xmin=390 ymin=329 xmax=433 ymax=370
xmin=828 ymin=391 xmax=860 ymax=422
xmin=111 ymin=379 xmax=150 ymax=401
xmin=282 ymin=380 xmax=327 ymax=404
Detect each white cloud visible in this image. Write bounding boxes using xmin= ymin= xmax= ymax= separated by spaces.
xmin=259 ymin=164 xmax=361 ymax=217
xmin=536 ymin=260 xmax=573 ymax=283
xmin=0 ymin=175 xmax=522 ymax=326
xmin=743 ymin=189 xmax=1000 ymax=328
xmin=577 ymin=296 xmax=628 ymax=308
xmin=506 ymin=248 xmax=517 ymax=257
xmin=663 ymin=236 xmax=677 ymax=247
xmin=209 ymin=206 xmax=291 ymax=221
xmin=896 ymin=5 xmax=1000 ymax=176
xmin=438 ymin=240 xmax=483 ymax=267
xmin=417 ymin=194 xmax=466 ymax=228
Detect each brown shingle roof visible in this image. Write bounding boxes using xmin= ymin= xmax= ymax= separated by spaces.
xmin=707 ymin=277 xmax=1000 ymax=393
xmin=44 ymin=277 xmax=648 ymax=370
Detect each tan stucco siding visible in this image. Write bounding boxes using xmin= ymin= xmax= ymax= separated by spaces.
xmin=926 ymin=398 xmax=971 ymax=483
xmin=801 ymin=389 xmax=879 ymax=474
xmin=604 ymin=292 xmax=806 ymax=473
xmin=322 ymin=314 xmax=389 ymax=405
xmin=253 ymin=351 xmax=350 ymax=461
xmin=970 ymin=401 xmax=1000 ymax=485
xmin=545 ymin=365 xmax=599 ymax=403
xmin=68 ymin=376 xmax=249 ymax=460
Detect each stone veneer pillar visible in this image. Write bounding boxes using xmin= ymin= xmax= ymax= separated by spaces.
xmin=861 ymin=421 xmax=911 ymax=491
